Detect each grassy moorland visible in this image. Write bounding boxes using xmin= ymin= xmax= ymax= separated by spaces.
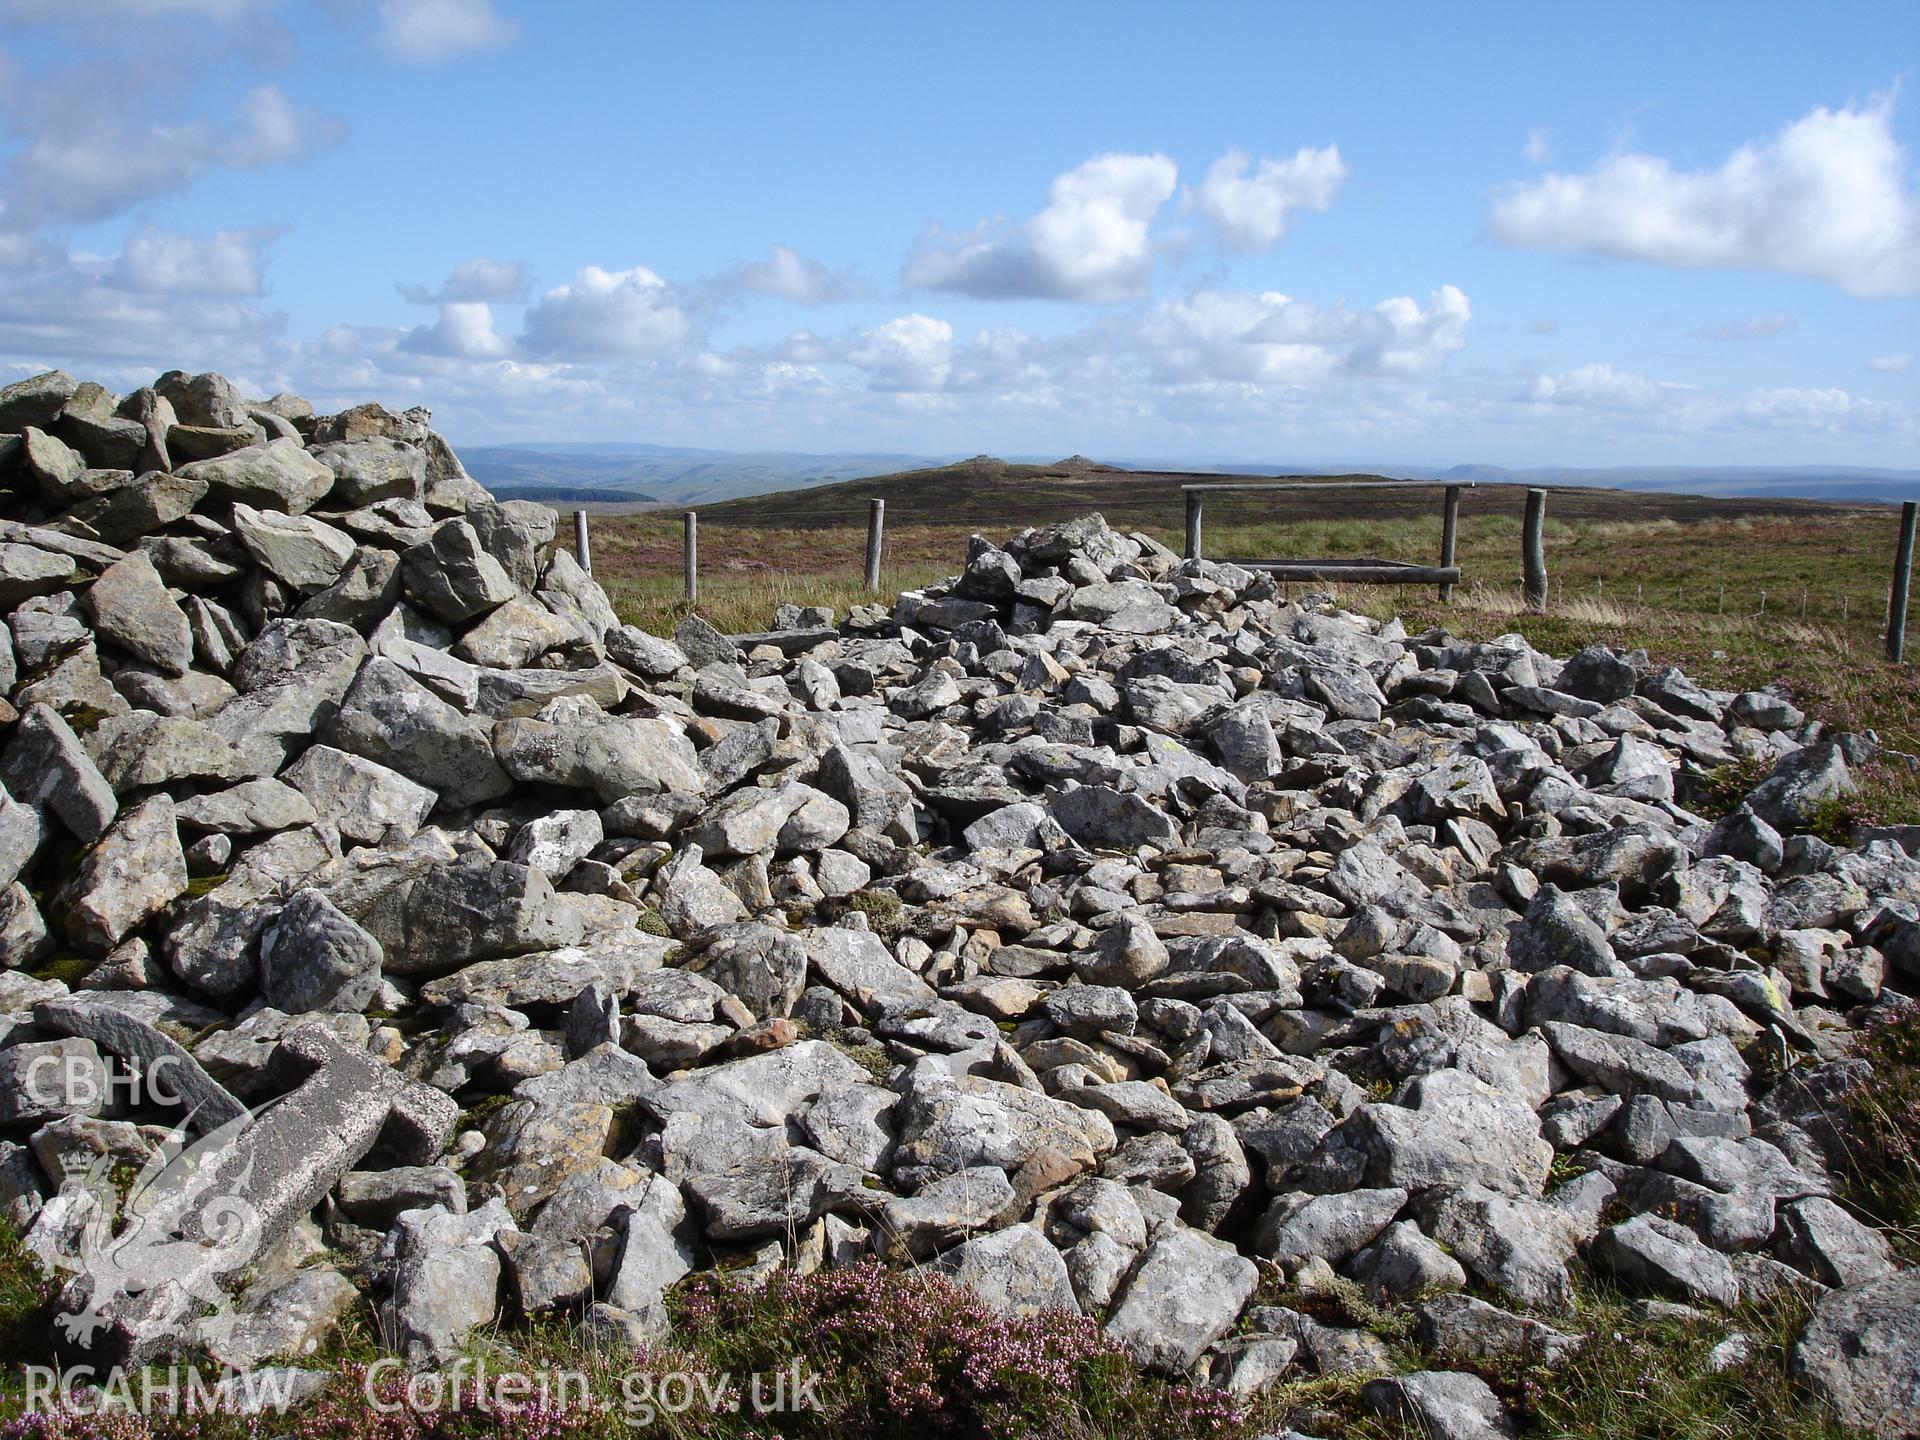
xmin=582 ymin=461 xmax=1920 ymax=827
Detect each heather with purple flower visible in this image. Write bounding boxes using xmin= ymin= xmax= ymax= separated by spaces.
xmin=667 ymin=1262 xmax=1244 ymax=1440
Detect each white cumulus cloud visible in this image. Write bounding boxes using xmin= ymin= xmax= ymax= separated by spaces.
xmin=401 ymin=300 xmax=508 ymax=358
xmin=110 ymin=224 xmax=282 ymax=295
xmin=845 ymin=314 xmax=954 ymax=392
xmin=1142 ymin=285 xmax=1470 ymax=385
xmin=400 ymin=257 xmax=530 ymax=305
xmin=1868 ymin=353 xmax=1914 ymax=374
xmin=1188 ymin=146 xmax=1346 ymax=252
xmin=1745 ymin=385 xmax=1858 ymax=423
xmin=3 ymin=82 xmax=343 ymax=230
xmin=519 ymin=265 xmax=690 ymax=358
xmin=377 ymin=0 xmax=517 ymax=63
xmin=1489 ymin=97 xmax=1920 ymax=297
xmin=0 ymin=0 xmax=277 ymax=19
xmin=1527 ymin=362 xmax=1673 ymax=409
xmin=905 ymin=152 xmax=1178 ymax=302
xmin=714 ymin=245 xmax=865 ymax=305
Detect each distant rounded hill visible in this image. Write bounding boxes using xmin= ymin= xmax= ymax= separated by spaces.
xmin=1049 ymin=454 xmax=1129 ymax=476
xmin=690 ymin=456 xmax=1887 ymax=536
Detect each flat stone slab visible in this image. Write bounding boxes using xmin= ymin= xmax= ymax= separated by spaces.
xmin=32 ymin=997 xmax=246 ymax=1133
xmin=52 ymin=1024 xmax=456 ymax=1367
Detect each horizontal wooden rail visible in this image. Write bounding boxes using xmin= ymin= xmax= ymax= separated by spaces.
xmin=1184 ymin=480 xmax=1470 ymax=599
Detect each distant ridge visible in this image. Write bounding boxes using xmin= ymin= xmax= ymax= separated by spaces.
xmin=689 ymin=455 xmax=1884 ymax=535
xmin=489 ymin=484 xmax=659 ymax=504
xmin=454 ymin=438 xmax=1920 ymax=509
xmin=460 ymin=440 xmax=947 ymax=508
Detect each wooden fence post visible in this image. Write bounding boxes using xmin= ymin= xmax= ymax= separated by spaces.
xmin=1439 ymin=484 xmax=1461 ymax=602
xmin=865 ymin=498 xmax=885 ymax=592
xmin=572 ymin=509 xmax=591 ymax=575
xmin=1522 ymin=488 xmax=1548 ymax=611
xmin=1890 ymin=499 xmax=1917 ymax=662
xmin=1184 ymin=489 xmax=1203 ymax=561
xmin=683 ymin=511 xmax=698 ymax=604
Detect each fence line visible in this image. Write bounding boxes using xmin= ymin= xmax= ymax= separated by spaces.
xmin=561 ymin=487 xmax=1919 ymax=661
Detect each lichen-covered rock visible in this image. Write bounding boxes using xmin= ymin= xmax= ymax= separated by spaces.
xmin=258 ymin=888 xmax=383 ymax=1013
xmin=175 ymin=438 xmax=335 ymax=513
xmin=55 ymin=795 xmax=185 ymax=953
xmin=324 ymin=657 xmax=512 ymax=807
xmin=3 ymin=704 xmax=118 ymax=843
xmin=1104 ymin=1226 xmax=1257 ymax=1373
xmin=1792 ymin=1271 xmax=1920 ymax=1438
xmin=87 ymin=551 xmax=192 ymax=674
xmin=380 ymin=1200 xmax=517 ymax=1368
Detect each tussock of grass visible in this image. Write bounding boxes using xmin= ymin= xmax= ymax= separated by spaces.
xmin=454 ymin=1091 xmax=513 ymax=1135
xmin=1840 ymin=1002 xmax=1920 ymax=1256
xmin=1265 ymin=1282 xmax=1867 ymax=1440
xmin=1504 ymin=1286 xmax=1859 ymax=1440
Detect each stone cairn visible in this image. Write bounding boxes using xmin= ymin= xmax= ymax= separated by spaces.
xmin=0 ymin=367 xmax=1914 ymax=1436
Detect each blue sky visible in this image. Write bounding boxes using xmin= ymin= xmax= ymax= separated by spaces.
xmin=2 ymin=1 xmax=1917 ymax=466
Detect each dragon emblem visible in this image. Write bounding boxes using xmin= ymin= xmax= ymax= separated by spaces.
xmin=48 ymin=1101 xmax=268 ymax=1350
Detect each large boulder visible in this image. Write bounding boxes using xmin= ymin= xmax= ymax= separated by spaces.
xmin=1051 ymin=784 xmax=1180 ymax=849
xmin=281 ymin=744 xmax=437 ymax=844
xmin=310 ymin=437 xmax=425 ymax=507
xmin=1104 ymin=1226 xmax=1257 ymax=1374
xmin=324 ymin=658 xmax=512 ymax=807
xmin=3 ymin=704 xmax=117 ymax=843
xmin=87 ymin=551 xmax=192 ymax=674
xmin=230 ymin=504 xmax=356 ymax=592
xmin=1793 ymin=1270 xmax=1920 ymax=1438
xmin=494 ymin=702 xmax=704 ymax=803
xmin=54 ymin=795 xmax=186 ymax=954
xmin=1746 ymin=741 xmax=1855 ymax=831
xmin=1319 ymin=1069 xmax=1553 ymax=1197
xmin=891 ymin=1069 xmax=1114 ymax=1192
xmin=394 ymin=857 xmax=585 ymax=976
xmin=258 ymin=888 xmax=383 ymax=1013
xmin=175 ymin=438 xmax=335 ymax=513
xmin=0 ymin=369 xmax=78 ymax=431
xmin=380 ymin=1200 xmax=517 ymax=1369
xmin=685 ymin=923 xmax=808 ymax=1020
xmin=401 ymin=520 xmax=517 ymax=624
xmin=153 ymin=370 xmax=252 ymax=430
xmin=938 ymin=1224 xmax=1080 ymax=1316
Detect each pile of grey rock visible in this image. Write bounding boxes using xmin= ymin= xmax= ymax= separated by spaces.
xmin=0 ymin=367 xmax=1914 ymax=1437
